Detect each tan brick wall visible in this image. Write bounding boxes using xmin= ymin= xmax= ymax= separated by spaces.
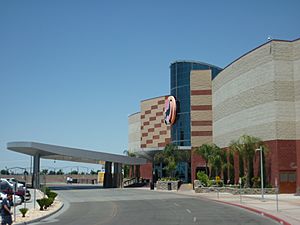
xmin=213 ymin=40 xmax=299 ymax=148
xmin=128 ymin=112 xmax=141 ymax=152
xmin=140 ymin=96 xmax=170 ymax=148
xmin=190 ymin=70 xmax=213 ymax=147
xmin=294 ymin=39 xmax=300 ymax=139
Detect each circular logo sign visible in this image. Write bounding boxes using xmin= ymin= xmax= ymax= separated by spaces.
xmin=164 ymin=96 xmax=176 ymax=125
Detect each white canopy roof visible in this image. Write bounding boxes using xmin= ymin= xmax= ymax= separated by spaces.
xmin=7 ymin=142 xmax=147 ymax=165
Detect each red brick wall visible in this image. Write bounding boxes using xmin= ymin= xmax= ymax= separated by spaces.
xmin=191 ymin=148 xmax=206 ymax=182
xmin=234 ymin=152 xmax=240 ymax=184
xmin=140 ymin=163 xmax=152 ymax=180
xmin=297 ymin=140 xmax=300 ymax=194
xmin=232 ymin=140 xmax=298 ymax=192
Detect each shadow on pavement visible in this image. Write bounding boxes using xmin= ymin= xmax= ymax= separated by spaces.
xmin=49 ymin=184 xmax=104 ymax=191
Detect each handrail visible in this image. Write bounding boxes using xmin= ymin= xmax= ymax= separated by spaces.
xmin=123 ymin=177 xmax=139 ymax=187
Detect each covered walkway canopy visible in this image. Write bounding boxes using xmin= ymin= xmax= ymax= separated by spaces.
xmin=7 ymin=142 xmax=147 ymax=188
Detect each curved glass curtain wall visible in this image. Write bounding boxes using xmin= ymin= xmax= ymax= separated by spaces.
xmin=170 ymin=61 xmax=222 ymax=146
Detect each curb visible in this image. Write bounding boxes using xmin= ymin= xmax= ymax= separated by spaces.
xmin=215 ymin=200 xmax=291 ymax=225
xmin=14 ymin=202 xmax=64 ymax=225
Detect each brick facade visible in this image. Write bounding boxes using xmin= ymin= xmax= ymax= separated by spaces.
xmin=233 ymin=140 xmax=297 ymax=193
xmin=140 ymin=162 xmax=153 ymax=180
xmin=213 ymin=39 xmax=300 ymax=193
xmin=140 ymin=96 xmax=170 ymax=149
xmin=191 ymin=147 xmax=206 ymax=182
xmin=190 ymin=70 xmax=213 ymax=183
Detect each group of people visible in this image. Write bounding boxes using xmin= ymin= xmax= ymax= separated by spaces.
xmin=1 ymin=193 xmax=13 ymax=225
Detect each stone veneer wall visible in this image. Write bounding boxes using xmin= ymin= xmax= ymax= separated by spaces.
xmin=194 ymin=186 xmax=276 ymax=195
xmin=128 ymin=112 xmax=141 ymax=153
xmin=213 ymin=40 xmax=297 ymax=146
xmin=140 ymin=96 xmax=170 ymax=148
xmin=156 ymin=180 xmax=179 ymax=190
xmin=293 ymin=39 xmax=300 ymax=193
xmin=213 ymin=39 xmax=300 ymax=193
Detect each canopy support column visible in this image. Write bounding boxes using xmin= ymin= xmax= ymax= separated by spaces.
xmin=104 ymin=161 xmax=113 ymax=188
xmin=32 ymin=154 xmax=40 ymax=189
xmin=113 ymin=162 xmax=123 ymax=188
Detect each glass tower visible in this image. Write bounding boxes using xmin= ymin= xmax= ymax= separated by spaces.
xmin=170 ymin=61 xmax=222 ymax=146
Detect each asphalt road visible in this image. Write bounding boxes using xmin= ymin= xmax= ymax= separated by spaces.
xmin=32 ymin=187 xmax=277 ymax=225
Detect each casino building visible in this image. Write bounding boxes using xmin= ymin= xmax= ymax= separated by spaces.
xmin=128 ymin=38 xmax=300 ymax=193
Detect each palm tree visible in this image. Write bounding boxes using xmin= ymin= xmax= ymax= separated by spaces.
xmin=195 ymin=144 xmax=226 ymax=178
xmin=230 ymin=135 xmax=265 ymax=187
xmin=123 ymin=149 xmax=136 ymax=178
xmin=208 ymin=145 xmax=226 ymax=178
xmin=154 ymin=144 xmax=190 ymax=178
xmin=195 ymin=144 xmax=213 ymax=175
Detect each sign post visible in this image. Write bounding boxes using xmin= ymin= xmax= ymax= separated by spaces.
xmin=239 ymin=177 xmax=242 ymax=203
xmin=13 ymin=182 xmax=17 ymax=222
xmin=275 ymin=177 xmax=279 ymax=212
xmin=216 ymin=176 xmax=220 ymax=199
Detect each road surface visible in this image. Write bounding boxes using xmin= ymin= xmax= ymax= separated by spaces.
xmin=31 ymin=187 xmax=277 ymax=225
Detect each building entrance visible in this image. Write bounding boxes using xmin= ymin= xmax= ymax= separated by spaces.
xmin=279 ymin=171 xmax=296 ymax=193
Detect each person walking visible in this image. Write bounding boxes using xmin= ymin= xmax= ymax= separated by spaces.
xmin=1 ymin=193 xmax=13 ymax=225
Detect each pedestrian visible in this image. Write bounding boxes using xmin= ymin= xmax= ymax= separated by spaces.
xmin=1 ymin=193 xmax=13 ymax=225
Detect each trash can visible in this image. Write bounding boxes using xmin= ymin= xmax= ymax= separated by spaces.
xmin=150 ymin=182 xmax=154 ymax=190
xmin=168 ymin=182 xmax=172 ymax=190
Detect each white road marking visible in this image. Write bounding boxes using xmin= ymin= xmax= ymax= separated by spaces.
xmin=186 ymin=209 xmax=191 ymax=214
xmin=174 ymin=203 xmax=179 ymax=207
xmin=193 ymin=217 xmax=197 ymax=222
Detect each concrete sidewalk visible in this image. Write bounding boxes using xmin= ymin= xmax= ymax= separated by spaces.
xmin=175 ymin=189 xmax=300 ymax=225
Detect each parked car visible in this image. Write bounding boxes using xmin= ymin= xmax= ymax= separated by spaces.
xmin=0 ymin=192 xmax=22 ymax=205
xmin=0 ymin=178 xmax=30 ymax=201
xmin=0 ymin=177 xmax=31 ymax=201
xmin=0 ymin=181 xmax=25 ymax=202
xmin=5 ymin=177 xmax=26 ymax=187
xmin=0 ymin=178 xmax=25 ymax=188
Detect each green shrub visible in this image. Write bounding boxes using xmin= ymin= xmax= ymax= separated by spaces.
xmin=36 ymin=198 xmax=47 ymax=210
xmin=196 ymin=171 xmax=209 ymax=186
xmin=47 ymin=192 xmax=58 ymax=200
xmin=251 ymin=176 xmax=261 ymax=188
xmin=44 ymin=198 xmax=54 ymax=209
xmin=159 ymin=177 xmax=178 ymax=181
xmin=19 ymin=208 xmax=29 ymax=217
xmin=241 ymin=176 xmax=247 ymax=187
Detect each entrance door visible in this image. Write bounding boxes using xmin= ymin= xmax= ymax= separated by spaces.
xmin=279 ymin=171 xmax=296 ymax=193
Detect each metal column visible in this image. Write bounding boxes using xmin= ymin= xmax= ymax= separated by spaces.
xmin=113 ymin=163 xmax=122 ymax=188
xmin=32 ymin=154 xmax=40 ymax=189
xmin=104 ymin=162 xmax=113 ymax=188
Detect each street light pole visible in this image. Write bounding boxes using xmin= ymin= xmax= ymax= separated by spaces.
xmin=257 ymin=146 xmax=264 ymax=200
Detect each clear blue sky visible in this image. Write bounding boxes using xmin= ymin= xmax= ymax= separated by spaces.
xmin=0 ymin=0 xmax=299 ymax=172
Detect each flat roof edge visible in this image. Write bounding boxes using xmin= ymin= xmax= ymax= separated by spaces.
xmin=7 ymin=141 xmax=147 ymax=165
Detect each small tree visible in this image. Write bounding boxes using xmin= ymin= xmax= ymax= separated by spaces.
xmin=154 ymin=144 xmax=190 ymax=179
xmin=41 ymin=169 xmax=48 ymax=175
xmin=90 ymin=170 xmax=98 ymax=175
xmin=196 ymin=171 xmax=209 ymax=186
xmin=70 ymin=170 xmax=78 ymax=175
xmin=0 ymin=169 xmax=9 ymax=175
xmin=230 ymin=135 xmax=266 ymax=187
xmin=56 ymin=169 xmax=64 ymax=175
xmin=123 ymin=150 xmax=136 ymax=178
xmin=195 ymin=144 xmax=212 ymax=176
xmin=195 ymin=144 xmax=225 ymax=178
